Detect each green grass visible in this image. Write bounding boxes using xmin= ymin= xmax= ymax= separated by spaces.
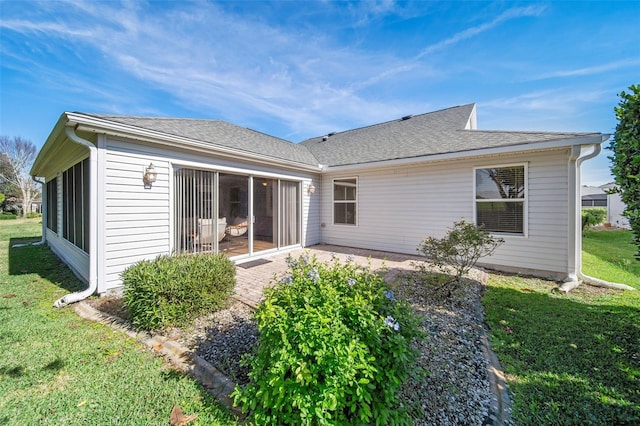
xmin=484 ymin=274 xmax=640 ymax=425
xmin=582 ymin=229 xmax=640 ymax=289
xmin=0 ymin=219 xmax=237 ymax=426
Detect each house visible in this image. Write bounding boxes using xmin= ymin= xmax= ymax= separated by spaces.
xmin=30 ymin=104 xmax=608 ymax=305
xmin=581 ymin=183 xmax=630 ymax=229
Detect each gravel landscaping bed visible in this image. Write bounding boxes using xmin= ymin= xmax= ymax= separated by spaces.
xmin=88 ymin=270 xmax=494 ymax=425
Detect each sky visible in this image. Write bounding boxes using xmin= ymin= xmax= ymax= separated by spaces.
xmin=1 ymin=1 xmax=639 ymax=186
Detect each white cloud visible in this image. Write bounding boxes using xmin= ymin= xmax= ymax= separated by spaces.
xmin=2 ymin=0 xmax=620 ymax=143
xmin=415 ymin=4 xmax=546 ymax=59
xmin=529 ymin=59 xmax=640 ymax=81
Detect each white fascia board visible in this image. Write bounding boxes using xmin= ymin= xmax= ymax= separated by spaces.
xmin=30 ymin=113 xmax=72 ymax=176
xmin=322 ymin=133 xmax=610 ymax=173
xmin=66 ymin=113 xmax=322 ymax=173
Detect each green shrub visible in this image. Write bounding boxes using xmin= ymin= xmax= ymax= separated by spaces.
xmin=122 ymin=252 xmax=236 ymax=331
xmin=0 ymin=213 xmax=17 ymax=220
xmin=25 ymin=212 xmax=41 ymax=219
xmin=417 ymin=220 xmax=504 ymax=291
xmin=232 ymin=253 xmax=422 ymax=425
xmin=581 ymin=207 xmax=607 ymax=230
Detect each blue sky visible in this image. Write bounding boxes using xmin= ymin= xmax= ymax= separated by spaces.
xmin=1 ymin=1 xmax=639 ymax=185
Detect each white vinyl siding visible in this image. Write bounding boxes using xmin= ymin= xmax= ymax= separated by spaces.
xmin=102 ymin=146 xmax=171 ymax=292
xmin=303 ymin=179 xmax=321 ymax=247
xmin=320 ymin=149 xmax=571 ymax=278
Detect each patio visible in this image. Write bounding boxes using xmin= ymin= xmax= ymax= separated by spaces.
xmin=232 ymin=244 xmax=425 ymax=308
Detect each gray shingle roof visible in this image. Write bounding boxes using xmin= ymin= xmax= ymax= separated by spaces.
xmin=300 ymin=104 xmax=601 ymax=166
xmin=84 ymin=114 xmax=320 ymax=167
xmin=81 ymin=104 xmax=601 ymax=170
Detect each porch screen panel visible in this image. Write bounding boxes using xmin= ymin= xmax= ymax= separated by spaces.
xmin=61 ymin=158 xmax=89 ymax=252
xmin=46 ymin=178 xmax=58 ymax=233
xmin=279 ymin=180 xmax=300 ymax=246
xmin=174 ymin=168 xmax=217 ymax=254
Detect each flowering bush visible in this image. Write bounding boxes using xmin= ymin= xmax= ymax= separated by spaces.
xmin=232 ymin=253 xmax=422 ymax=425
xmin=417 ymin=220 xmax=503 ymax=292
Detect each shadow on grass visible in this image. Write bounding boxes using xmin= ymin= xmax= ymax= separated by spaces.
xmin=484 ymin=285 xmax=640 ymax=424
xmin=8 ymin=238 xmax=85 ymax=294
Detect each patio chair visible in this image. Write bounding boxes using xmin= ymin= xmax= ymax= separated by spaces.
xmin=195 ymin=217 xmax=226 ymax=250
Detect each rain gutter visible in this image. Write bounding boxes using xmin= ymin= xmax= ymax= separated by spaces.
xmin=53 ymin=126 xmax=99 ymax=307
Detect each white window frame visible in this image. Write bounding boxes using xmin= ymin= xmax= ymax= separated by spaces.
xmin=333 ymin=177 xmax=358 ymax=226
xmin=473 ymin=163 xmax=528 ymax=237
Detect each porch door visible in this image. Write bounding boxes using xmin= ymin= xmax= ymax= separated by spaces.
xmin=219 ymin=173 xmax=249 ymax=256
xmin=253 ymin=178 xmax=277 ymax=253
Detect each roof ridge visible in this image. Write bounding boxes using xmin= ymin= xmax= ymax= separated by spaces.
xmin=301 ymin=103 xmax=475 ymax=143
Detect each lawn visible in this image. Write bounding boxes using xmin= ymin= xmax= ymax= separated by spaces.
xmin=582 ymin=229 xmax=640 ymax=289
xmin=484 ymin=229 xmax=640 ymax=424
xmin=0 ymin=218 xmax=236 ymax=426
xmin=4 ymin=219 xmax=639 ymax=425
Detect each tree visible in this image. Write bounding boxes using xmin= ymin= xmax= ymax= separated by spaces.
xmin=0 ymin=153 xmax=20 ymax=197
xmin=0 ymin=136 xmax=39 ymax=218
xmin=581 ymin=207 xmax=606 ymax=231
xmin=608 ymin=85 xmax=640 ymax=259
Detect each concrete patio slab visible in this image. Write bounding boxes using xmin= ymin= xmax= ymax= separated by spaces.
xmin=232 ymin=244 xmax=424 ymax=308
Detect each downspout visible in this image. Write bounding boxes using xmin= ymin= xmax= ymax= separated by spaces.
xmin=53 ymin=126 xmax=99 ymax=307
xmin=560 ymin=141 xmax=635 ymax=292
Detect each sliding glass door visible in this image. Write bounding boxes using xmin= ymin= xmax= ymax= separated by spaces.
xmin=280 ymin=180 xmax=300 ymax=247
xmin=174 ymin=167 xmax=300 ymax=256
xmin=174 ymin=168 xmax=219 ymax=254
xmin=219 ymin=173 xmax=249 ymax=256
xmin=253 ymin=178 xmax=277 ymax=252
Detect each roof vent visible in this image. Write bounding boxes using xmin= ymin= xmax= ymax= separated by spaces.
xmin=322 ymin=136 xmax=328 ymax=141
xmin=327 ymin=132 xmax=337 ymax=136
xmin=401 ymin=115 xmax=413 ymax=121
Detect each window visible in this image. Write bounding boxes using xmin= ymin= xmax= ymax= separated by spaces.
xmin=333 ymin=178 xmax=357 ymax=225
xmin=62 ymin=158 xmax=90 ymax=251
xmin=475 ymin=165 xmax=526 ymax=235
xmin=46 ymin=178 xmax=58 ymax=233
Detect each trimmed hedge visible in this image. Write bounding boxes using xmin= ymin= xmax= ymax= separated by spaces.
xmin=582 ymin=207 xmax=607 ymax=230
xmin=233 ymin=253 xmax=422 ymax=425
xmin=0 ymin=213 xmax=17 ymax=220
xmin=122 ymin=252 xmax=236 ymax=331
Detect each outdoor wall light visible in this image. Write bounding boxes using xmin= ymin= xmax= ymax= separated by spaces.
xmin=143 ymin=163 xmax=157 ymax=186
xmin=308 ymin=183 xmax=316 ymax=194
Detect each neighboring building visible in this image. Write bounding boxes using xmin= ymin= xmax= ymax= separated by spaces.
xmin=30 ymin=104 xmax=608 ymax=299
xmin=581 ymin=183 xmax=630 ymax=229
